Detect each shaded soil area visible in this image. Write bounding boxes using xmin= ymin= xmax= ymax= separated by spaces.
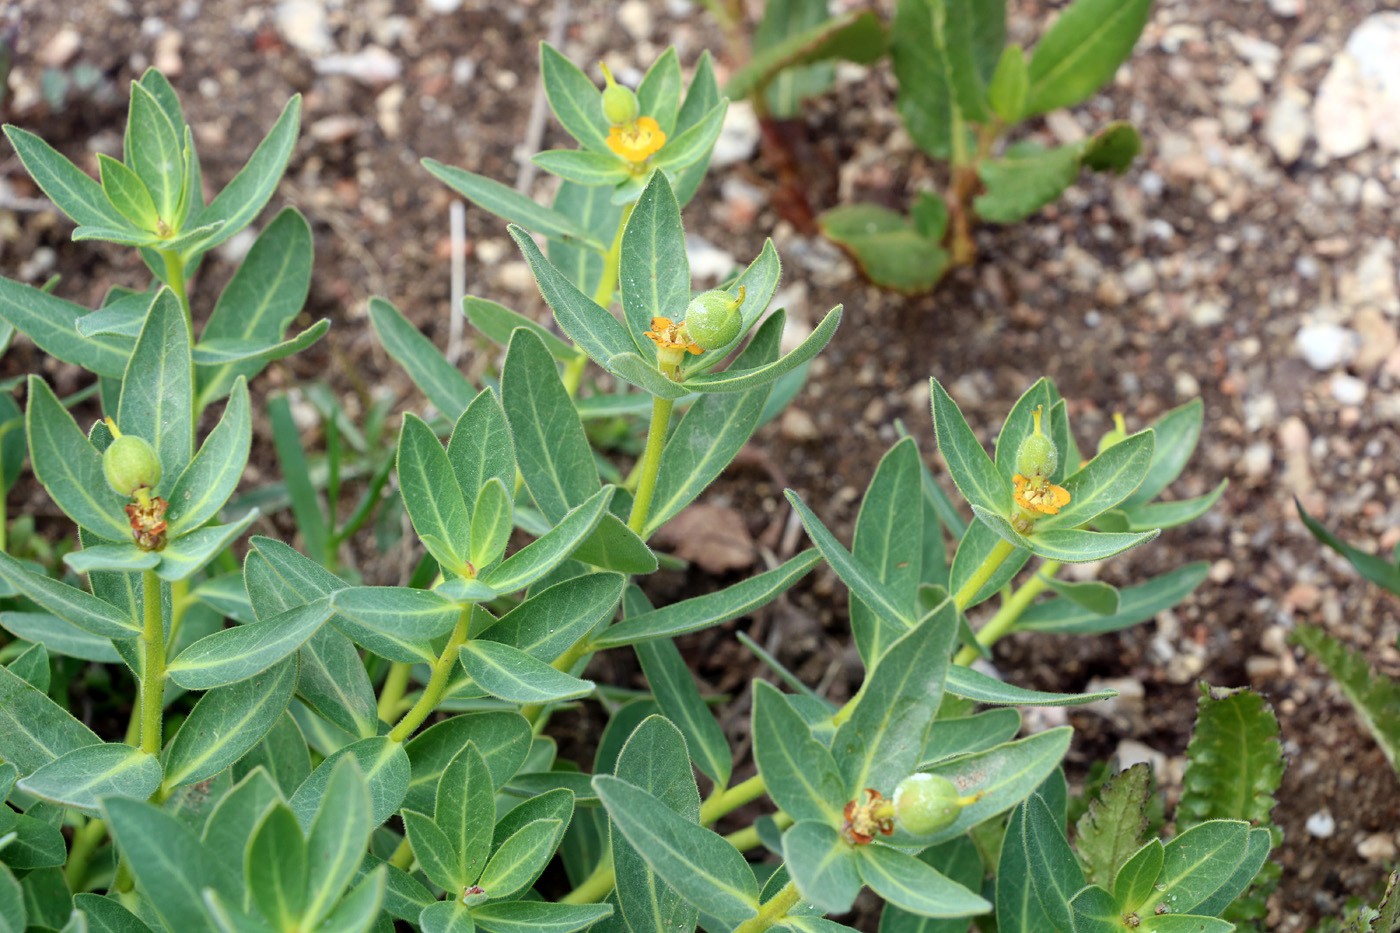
xmin=4 ymin=0 xmax=1400 ymax=929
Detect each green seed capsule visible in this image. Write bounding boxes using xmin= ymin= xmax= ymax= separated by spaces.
xmin=103 ymin=435 xmax=162 ymax=496
xmin=1096 ymin=412 xmax=1128 ymax=454
xmin=600 ymin=63 xmax=639 ymax=126
xmin=683 ymin=288 xmax=744 ymax=350
xmin=892 ymin=773 xmax=965 ymax=836
xmin=1015 ymin=406 xmax=1057 ymax=479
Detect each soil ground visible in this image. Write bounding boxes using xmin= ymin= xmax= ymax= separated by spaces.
xmin=3 ymin=0 xmax=1400 ymax=929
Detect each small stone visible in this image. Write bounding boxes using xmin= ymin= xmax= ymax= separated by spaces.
xmin=1315 ymin=14 xmax=1400 ymax=159
xmin=375 ymin=83 xmax=405 ymax=138
xmin=1358 ymin=833 xmax=1398 ymax=862
xmin=1122 ymin=259 xmax=1157 ymax=295
xmin=1330 ymin=372 xmax=1368 ymax=405
xmin=40 ymin=27 xmax=82 ymax=68
xmin=495 ymin=261 xmax=534 ymax=294
xmin=1112 ymin=740 xmax=1166 ymax=777
xmin=1220 ymin=68 xmax=1263 ymax=108
xmin=685 ymin=234 xmax=737 ymax=282
xmin=425 ymin=0 xmax=462 ymax=11
xmin=1294 ymin=321 xmax=1358 ymax=370
xmin=780 ymin=408 xmax=819 ymax=442
xmin=1246 ymin=656 xmax=1281 ymax=679
xmin=309 ymin=115 xmax=361 ymax=143
xmin=1240 ymin=442 xmax=1274 ymax=481
xmin=617 ymin=0 xmax=652 ymax=40
xmin=1353 ymin=307 xmax=1400 ymax=372
xmin=153 ymin=30 xmax=183 ymax=77
xmin=275 ymin=0 xmax=333 ymax=57
xmin=1264 ymin=84 xmax=1312 ymax=163
xmin=710 ymin=101 xmax=760 ymax=168
xmin=1045 ymin=111 xmax=1085 ymax=145
xmin=1268 ymin=0 xmax=1301 ymax=16
xmin=1306 ymin=809 xmax=1336 ymax=838
xmin=314 ymin=46 xmax=402 ymax=85
xmin=1191 ymin=300 xmax=1226 ymax=327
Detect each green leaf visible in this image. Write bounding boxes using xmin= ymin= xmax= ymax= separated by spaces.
xmin=1022 ymin=793 xmax=1084 ymax=931
xmin=921 ymin=708 xmax=1022 ymax=766
xmin=752 ymin=681 xmax=844 ymax=824
xmin=1067 ymin=884 xmax=1122 ymax=933
xmin=531 ymin=149 xmax=629 ymax=186
xmin=670 ymin=52 xmax=722 ymax=206
xmin=332 ymin=587 xmax=463 ymax=645
xmin=102 ymin=797 xmax=235 ymax=933
xmin=448 ymin=388 xmax=517 ymax=511
xmin=233 ymin=714 xmax=309 ymax=797
xmin=818 ymin=204 xmax=949 ymax=293
xmin=540 ymin=44 xmax=610 ymax=154
xmin=634 ymin=637 xmax=731 ymax=785
xmin=992 ymin=379 xmax=1055 ymax=481
xmin=1074 ymin=761 xmax=1150 ymax=885
xmin=3 ymin=125 xmax=142 ymax=231
xmin=72 ymin=893 xmax=156 ymax=933
xmin=60 ymin=542 xmax=157 ymax=576
xmin=187 ymin=95 xmax=301 ymax=256
xmin=503 ymin=771 xmax=597 ymax=805
xmin=1178 ymin=686 xmax=1283 ymax=828
xmin=850 ymin=437 xmax=924 ymax=666
xmin=930 ymin=377 xmax=1010 ymax=517
xmin=650 ymin=99 xmax=729 ymax=174
xmin=460 ymin=640 xmax=594 ymax=704
xmin=402 ymin=712 xmax=531 ymax=814
xmin=1083 ymin=121 xmax=1142 ymax=172
xmin=833 ymin=599 xmax=957 ymax=797
xmin=1298 ymin=501 xmax=1400 ymax=596
xmin=1042 ymin=576 xmax=1120 ymax=615
xmin=684 ymin=306 xmax=842 ymax=393
xmin=151 ymin=512 xmax=251 ymax=580
xmin=126 ymin=82 xmax=184 ymax=222
xmin=479 ymin=487 xmax=614 ymax=594
xmin=1138 ymin=916 xmax=1234 ymax=933
xmin=166 ymin=377 xmax=251 ymax=535
xmin=5 ymin=642 xmax=47 ymax=692
xmin=166 ymin=598 xmax=334 ymax=690
xmin=888 ymin=0 xmax=1001 ymax=159
xmin=0 ymin=281 xmax=130 ymax=377
xmin=162 ymin=656 xmax=297 ymax=789
xmin=752 ymin=0 xmax=836 ymax=118
xmin=0 ymin=611 xmax=121 ymax=665
xmin=0 ymin=663 xmax=100 ymax=774
xmin=593 ymin=775 xmax=758 ymax=920
xmin=315 ymin=865 xmax=384 ymax=933
xmin=424 ymin=159 xmax=600 ymax=248
xmin=26 ymin=377 xmax=130 ymax=538
xmin=1191 ymin=826 xmax=1273 ymax=918
xmin=463 ymin=296 xmax=583 ymax=362
xmin=118 ymin=287 xmax=193 ymax=491
xmin=789 ymin=491 xmax=915 ymax=634
xmin=1022 ymin=526 xmax=1159 ymax=563
xmin=944 ymin=666 xmax=1116 ymax=706
xmin=369 ymin=295 xmax=472 ymax=418
xmin=857 ymin=844 xmax=990 ymax=918
xmin=681 ymin=239 xmax=783 ymax=376
xmin=1139 ymin=820 xmax=1251 ymax=915
xmin=398 ymin=411 xmax=473 ymax=571
xmin=471 ymin=902 xmax=614 ymax=933
xmin=470 ymin=478 xmax=513 ymax=570
xmin=915 ymin=728 xmax=1073 ymax=846
xmin=592 ymin=549 xmax=818 ymax=647
xmin=610 ymin=715 xmax=700 ymax=933
xmin=194 ymin=210 xmax=306 ymax=403
xmin=245 ymin=803 xmax=307 ymax=930
xmin=1036 ymin=430 xmax=1153 ymax=532
xmin=97 ymin=153 xmax=159 ymax=230
xmin=300 ymin=757 xmax=374 ymax=928
xmin=988 ymin=43 xmax=1029 ymax=122
xmin=638 ymin=48 xmax=683 ymax=133
xmin=782 ymin=821 xmax=861 ymax=914
xmin=420 ymin=899 xmax=476 ymax=933
xmin=481 ymin=572 xmax=623 ymax=663
xmin=876 ymin=836 xmax=984 ymax=933
xmin=1106 ymin=480 xmax=1227 ymax=533
xmin=948 ymin=520 xmax=1028 ymax=610
xmin=995 ymin=803 xmax=1054 ymax=933
xmin=436 ymin=742 xmax=494 ymax=889
xmin=1114 ymin=839 xmax=1164 ymax=913
xmin=191 ymin=321 xmax=329 ymax=368
xmin=569 ymin=513 xmax=658 ymax=574
xmin=1122 ymin=400 xmax=1202 ymax=508
xmin=0 ymin=551 xmax=138 ymax=639
xmin=1025 ymin=0 xmax=1152 ymax=116
xmin=290 ymin=735 xmax=409 ymax=829
xmin=620 ymin=171 xmax=688 ymax=353
xmin=507 ymin=226 xmax=638 ymax=380
xmin=17 ymin=743 xmax=161 ymax=815
xmin=478 ymin=818 xmax=564 ymax=899
xmin=725 ymin=10 xmax=886 ymax=100
xmin=76 ymin=289 xmax=153 ymax=339
xmin=546 ymin=181 xmax=622 ymax=297
xmin=1018 ymin=562 xmax=1208 ymax=635
xmin=974 ymin=141 xmax=1083 ymax=224
xmin=501 ymin=328 xmax=600 ymax=524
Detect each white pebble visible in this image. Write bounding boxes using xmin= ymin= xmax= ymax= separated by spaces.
xmin=1294 ymin=321 xmax=1358 ymax=370
xmin=1330 ymin=372 xmax=1368 ymax=405
xmin=1306 ymin=809 xmax=1336 ymax=838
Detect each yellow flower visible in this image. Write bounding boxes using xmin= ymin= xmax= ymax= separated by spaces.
xmin=1013 ymin=473 xmax=1071 ymax=516
xmin=643 ymin=316 xmax=702 ymax=354
xmin=607 ymin=116 xmax=666 ymax=163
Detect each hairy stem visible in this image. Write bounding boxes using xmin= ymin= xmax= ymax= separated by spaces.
xmin=626 ymin=395 xmax=675 ymax=536
xmin=559 ymin=851 xmax=615 ymax=905
xmin=388 ymin=608 xmax=470 ymax=743
xmin=561 ymin=203 xmax=637 ymax=399
xmin=377 ymin=662 xmax=413 ymax=723
xmin=64 ymin=817 xmax=106 ymax=892
xmin=951 ymin=538 xmax=1016 ymax=611
xmin=733 ymin=880 xmax=803 ymax=933
xmin=388 ymin=834 xmax=414 ymax=871
xmin=698 ymin=773 xmax=766 ymax=825
xmin=953 ymin=559 xmax=1060 ymax=666
xmin=139 ymin=570 xmax=165 ymax=756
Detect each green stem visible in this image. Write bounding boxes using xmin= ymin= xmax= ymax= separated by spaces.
xmin=698 ymin=773 xmax=766 ymax=825
xmin=953 ymin=560 xmax=1060 ymax=666
xmin=626 ymin=395 xmax=674 ymax=535
xmin=388 ymin=609 xmax=470 ymax=743
xmin=389 ymin=835 xmax=414 ymax=871
xmin=723 ymin=811 xmax=792 ymax=851
xmin=139 ymin=570 xmax=165 ymax=756
xmin=378 ymin=662 xmax=413 ymax=724
xmin=951 ymin=538 xmax=1016 ymax=611
xmin=158 ymin=249 xmax=195 ymax=348
xmin=561 ymin=202 xmax=636 ymax=399
xmin=733 ymin=880 xmax=802 ymax=933
xmin=65 ymin=817 xmax=106 ymax=892
xmin=521 ymin=638 xmax=592 ymax=725
xmin=559 ymin=851 xmax=615 ymax=905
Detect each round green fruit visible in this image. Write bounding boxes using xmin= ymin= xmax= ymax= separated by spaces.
xmin=683 ymin=290 xmax=743 ymax=350
xmin=103 ymin=435 xmax=162 ymax=496
xmin=893 ymin=773 xmax=965 ymax=836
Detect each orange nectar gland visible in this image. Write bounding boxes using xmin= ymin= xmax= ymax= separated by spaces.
xmin=643 ymin=316 xmax=703 ymax=374
xmin=841 ymin=789 xmax=896 ymax=846
xmin=1012 ymin=406 xmax=1069 ymax=529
